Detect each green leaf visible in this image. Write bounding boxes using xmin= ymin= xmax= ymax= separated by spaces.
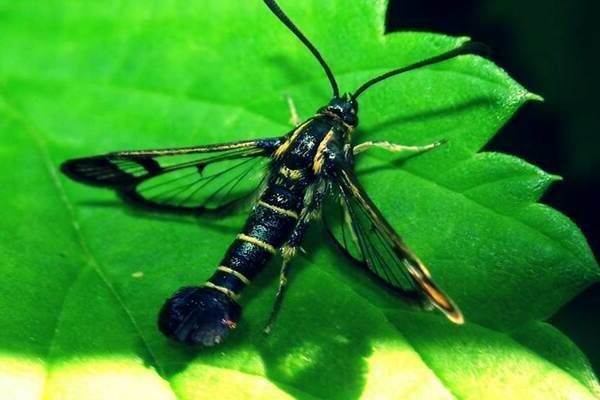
xmin=0 ymin=0 xmax=598 ymax=399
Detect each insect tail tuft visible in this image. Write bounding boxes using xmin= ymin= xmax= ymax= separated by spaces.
xmin=158 ymin=286 xmax=241 ymax=346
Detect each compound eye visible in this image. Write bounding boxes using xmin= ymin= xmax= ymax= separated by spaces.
xmin=344 ymin=113 xmax=358 ymax=127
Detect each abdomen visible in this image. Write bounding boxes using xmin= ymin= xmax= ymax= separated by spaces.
xmin=157 ymin=176 xmax=305 ymax=346
xmin=207 ymin=182 xmax=302 ymax=298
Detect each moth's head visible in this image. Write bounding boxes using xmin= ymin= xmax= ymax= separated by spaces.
xmin=318 ymin=93 xmax=359 ymax=128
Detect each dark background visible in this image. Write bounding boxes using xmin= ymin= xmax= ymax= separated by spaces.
xmin=387 ymin=0 xmax=599 ymax=374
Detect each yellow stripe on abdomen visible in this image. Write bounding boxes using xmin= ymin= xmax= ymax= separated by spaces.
xmin=236 ymin=233 xmax=277 ymax=254
xmin=257 ymin=200 xmax=299 ymax=219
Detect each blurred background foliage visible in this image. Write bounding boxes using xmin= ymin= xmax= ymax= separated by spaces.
xmin=387 ymin=0 xmax=599 ymax=375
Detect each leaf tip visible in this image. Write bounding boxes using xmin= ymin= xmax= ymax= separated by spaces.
xmin=457 ymin=36 xmax=472 ymax=45
xmin=525 ymin=92 xmax=544 ymax=102
xmin=549 ymin=174 xmax=563 ymax=183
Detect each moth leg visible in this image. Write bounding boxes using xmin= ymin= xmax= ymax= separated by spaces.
xmin=353 ymin=139 xmax=447 ymax=156
xmin=263 ymin=216 xmax=311 ymax=335
xmin=263 ymin=183 xmax=326 ymax=334
xmin=263 ymin=246 xmax=297 ymax=335
xmin=285 ymin=94 xmax=302 ymax=126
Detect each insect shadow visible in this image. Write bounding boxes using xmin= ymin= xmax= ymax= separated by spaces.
xmin=134 ymin=225 xmax=374 ymax=399
xmin=76 ymin=199 xmax=243 ymax=235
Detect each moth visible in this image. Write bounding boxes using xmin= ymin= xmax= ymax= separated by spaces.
xmin=61 ymin=0 xmax=477 ymax=346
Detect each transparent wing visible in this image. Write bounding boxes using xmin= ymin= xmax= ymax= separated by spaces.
xmin=325 ymin=166 xmax=463 ymax=323
xmin=61 ymin=138 xmax=281 ymax=214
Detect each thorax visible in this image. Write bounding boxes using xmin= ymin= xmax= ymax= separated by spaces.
xmin=270 ymin=116 xmax=349 ymax=191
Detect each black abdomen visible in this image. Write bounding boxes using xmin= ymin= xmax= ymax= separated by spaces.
xmin=207 ymin=183 xmax=301 ymax=296
xmin=158 ymin=180 xmax=304 ymax=345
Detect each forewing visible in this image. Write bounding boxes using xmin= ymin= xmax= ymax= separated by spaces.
xmin=325 ymin=166 xmax=463 ymax=323
xmin=61 ymin=139 xmax=279 ymax=214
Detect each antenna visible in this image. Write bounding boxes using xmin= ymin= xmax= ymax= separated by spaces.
xmin=263 ymin=0 xmax=340 ymax=97
xmin=353 ymin=41 xmax=487 ymax=98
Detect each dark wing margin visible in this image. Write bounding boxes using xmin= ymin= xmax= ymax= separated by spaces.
xmin=324 ymin=164 xmax=463 ymax=324
xmin=61 ymin=138 xmax=282 ymax=214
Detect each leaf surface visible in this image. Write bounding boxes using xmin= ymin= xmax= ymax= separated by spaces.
xmin=0 ymin=0 xmax=598 ymax=399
